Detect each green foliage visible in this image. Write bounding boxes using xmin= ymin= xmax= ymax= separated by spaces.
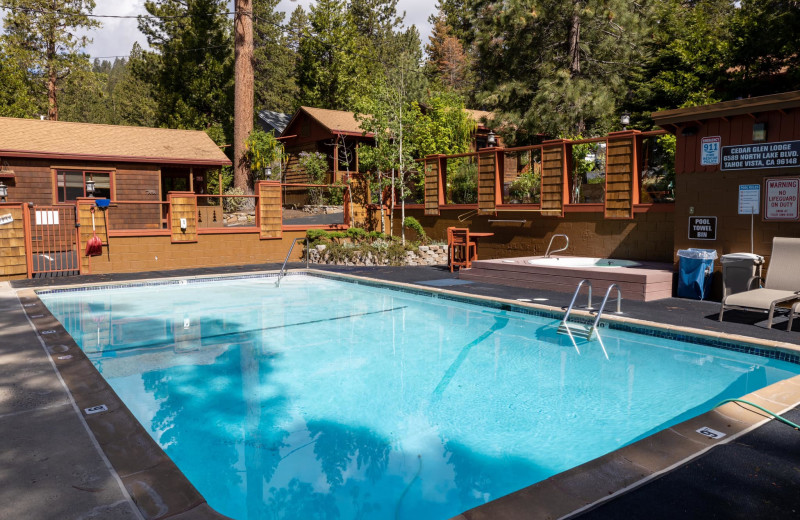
xmin=0 ymin=47 xmax=38 ymax=118
xmin=299 ymin=151 xmax=329 ymax=205
xmin=298 ymin=0 xmax=367 ymax=110
xmin=2 ymin=0 xmax=101 ymax=120
xmin=448 ymin=158 xmax=477 ymax=204
xmin=298 ymin=151 xmax=328 ymax=184
xmin=402 ymin=216 xmax=428 ymax=243
xmin=136 ymin=0 xmax=233 ymax=137
xmin=223 ymin=186 xmax=254 ymax=213
xmin=253 ymin=0 xmax=299 ymax=113
xmin=406 ymin=89 xmax=476 ymax=157
xmin=508 ymin=171 xmax=540 ymax=202
xmin=205 ymin=165 xmax=233 ymax=200
xmin=306 ymin=226 xmax=416 ymax=266
xmin=245 ymin=129 xmax=283 ymax=177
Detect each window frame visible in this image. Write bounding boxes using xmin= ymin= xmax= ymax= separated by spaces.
xmin=54 ymin=168 xmax=115 ymax=203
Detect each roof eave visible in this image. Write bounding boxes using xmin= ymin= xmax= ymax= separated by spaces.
xmin=651 ymin=90 xmax=800 ymax=127
xmin=0 ymin=150 xmax=231 ymax=167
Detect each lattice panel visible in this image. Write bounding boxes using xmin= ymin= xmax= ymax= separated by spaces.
xmin=478 ymin=151 xmax=497 ymax=213
xmin=259 ymin=182 xmax=283 ymax=239
xmin=424 ymin=157 xmax=440 ymax=216
xmin=605 ymin=138 xmax=635 ymax=219
xmin=541 ymin=145 xmax=565 ymax=217
xmin=170 ymin=195 xmax=197 ymax=242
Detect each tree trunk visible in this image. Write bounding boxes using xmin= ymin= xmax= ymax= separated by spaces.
xmin=569 ymin=1 xmax=581 ymax=77
xmin=234 ymin=0 xmax=254 ymax=191
xmin=47 ymin=40 xmax=57 ymax=120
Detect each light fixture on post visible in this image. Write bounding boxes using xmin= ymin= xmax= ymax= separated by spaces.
xmin=620 ymin=112 xmax=631 ymax=131
xmin=265 ymin=166 xmax=272 ymax=180
xmin=86 ymin=176 xmax=96 ymax=197
xmin=0 ymin=181 xmax=7 ymax=203
xmin=487 ymin=131 xmax=497 ymax=148
xmin=752 ymin=122 xmax=767 ymax=143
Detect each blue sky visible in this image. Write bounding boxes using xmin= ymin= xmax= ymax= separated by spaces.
xmin=0 ymin=0 xmax=436 ymax=60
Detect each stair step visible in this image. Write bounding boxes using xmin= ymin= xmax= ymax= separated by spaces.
xmin=557 ymin=322 xmax=594 ymax=339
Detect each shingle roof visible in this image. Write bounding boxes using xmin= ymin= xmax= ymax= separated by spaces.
xmin=297 ymin=106 xmax=370 ymax=136
xmin=0 ymin=117 xmax=231 ymax=166
xmin=465 ymin=109 xmax=493 ymax=127
xmin=257 ymin=110 xmax=292 ymax=134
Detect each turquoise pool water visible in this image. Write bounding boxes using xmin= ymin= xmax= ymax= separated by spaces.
xmin=40 ymin=275 xmax=800 ymax=520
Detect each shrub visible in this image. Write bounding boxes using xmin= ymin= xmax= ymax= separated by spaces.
xmin=223 ymin=187 xmax=255 ymax=213
xmin=403 ymin=216 xmax=428 ymax=243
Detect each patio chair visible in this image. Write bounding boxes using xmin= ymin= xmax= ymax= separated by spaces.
xmin=718 ymin=237 xmax=800 ymax=328
xmin=448 ymin=227 xmax=477 ymax=272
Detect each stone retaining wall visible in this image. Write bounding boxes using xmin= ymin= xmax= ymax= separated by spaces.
xmin=307 ymin=244 xmax=448 ymax=266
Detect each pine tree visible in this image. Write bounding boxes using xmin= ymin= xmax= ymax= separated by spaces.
xmin=297 ymin=0 xmax=366 ymax=109
xmin=425 ymin=14 xmax=472 ymax=96
xmin=470 ymin=0 xmax=651 ymax=141
xmin=0 ymin=45 xmax=38 ymax=118
xmin=2 ymin=0 xmax=101 ymax=120
xmin=136 ymin=0 xmax=234 ymax=135
xmin=253 ymin=0 xmax=298 ymax=113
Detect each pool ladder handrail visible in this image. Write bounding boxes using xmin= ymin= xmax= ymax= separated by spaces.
xmin=275 ymin=237 xmax=309 ymax=287
xmin=592 ymin=284 xmax=623 ymax=333
xmin=544 ymin=234 xmax=569 ymax=258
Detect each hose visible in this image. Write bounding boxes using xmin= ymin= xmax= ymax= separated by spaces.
xmin=716 ymin=398 xmax=800 ymax=430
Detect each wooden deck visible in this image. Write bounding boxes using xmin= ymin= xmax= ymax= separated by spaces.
xmin=459 ymin=256 xmax=675 ymax=301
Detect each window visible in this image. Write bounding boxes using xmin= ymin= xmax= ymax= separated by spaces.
xmin=56 ymin=170 xmax=111 ymax=202
xmin=639 ymin=136 xmax=675 ymax=203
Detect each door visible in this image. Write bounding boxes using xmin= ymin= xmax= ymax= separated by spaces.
xmin=24 ymin=205 xmax=81 ymax=277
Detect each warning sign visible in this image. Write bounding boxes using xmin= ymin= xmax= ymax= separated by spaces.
xmin=764 ymin=177 xmax=799 ymax=221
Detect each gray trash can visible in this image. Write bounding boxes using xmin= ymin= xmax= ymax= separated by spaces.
xmin=721 ymin=253 xmax=764 ymax=298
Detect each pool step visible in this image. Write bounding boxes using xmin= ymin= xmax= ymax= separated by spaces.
xmin=557 ymin=322 xmax=594 ymax=340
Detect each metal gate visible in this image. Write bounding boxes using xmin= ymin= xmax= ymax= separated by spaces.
xmin=24 ymin=204 xmax=81 ymax=278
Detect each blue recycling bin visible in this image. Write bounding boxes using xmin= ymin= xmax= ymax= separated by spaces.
xmin=677 ymin=249 xmax=718 ymax=300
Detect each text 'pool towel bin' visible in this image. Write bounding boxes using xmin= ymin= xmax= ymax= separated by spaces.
xmin=677 ymin=249 xmax=718 ymax=300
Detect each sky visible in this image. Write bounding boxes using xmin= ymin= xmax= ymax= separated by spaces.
xmin=1 ymin=0 xmax=436 ymax=61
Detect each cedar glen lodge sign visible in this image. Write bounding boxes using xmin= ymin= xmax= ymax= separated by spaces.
xmin=721 ymin=140 xmax=800 ymax=170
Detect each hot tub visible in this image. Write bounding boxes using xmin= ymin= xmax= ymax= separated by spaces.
xmin=525 ymin=257 xmax=640 ymax=268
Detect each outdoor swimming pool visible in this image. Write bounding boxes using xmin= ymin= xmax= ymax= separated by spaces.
xmin=39 ymin=274 xmax=800 ymax=520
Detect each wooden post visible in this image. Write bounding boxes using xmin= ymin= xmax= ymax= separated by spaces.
xmin=189 ymin=167 xmax=194 ymax=193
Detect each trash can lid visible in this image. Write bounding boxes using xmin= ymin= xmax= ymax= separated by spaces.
xmin=720 ymin=252 xmax=764 ymax=263
xmin=677 ymin=249 xmax=718 ymax=260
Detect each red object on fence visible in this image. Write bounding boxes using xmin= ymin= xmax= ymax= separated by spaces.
xmin=85 ymin=207 xmax=102 ymax=257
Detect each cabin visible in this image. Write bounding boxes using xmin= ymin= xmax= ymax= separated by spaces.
xmin=279 ymin=106 xmax=501 ymax=185
xmin=0 ymin=117 xmax=230 ymax=207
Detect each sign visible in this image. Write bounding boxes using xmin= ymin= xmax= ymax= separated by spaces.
xmin=721 ymin=140 xmax=800 ymax=170
xmin=696 ymin=426 xmax=726 ymax=440
xmin=738 ymin=184 xmax=760 ymax=215
xmin=0 ymin=213 xmax=12 ymax=225
xmin=35 ymin=210 xmax=59 ymax=226
xmin=689 ymin=216 xmax=717 ymax=240
xmin=700 ymin=136 xmax=721 ymax=166
xmin=764 ymin=177 xmax=800 ymax=221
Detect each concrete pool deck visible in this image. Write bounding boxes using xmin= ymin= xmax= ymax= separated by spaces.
xmin=3 ymin=264 xmax=800 ymax=519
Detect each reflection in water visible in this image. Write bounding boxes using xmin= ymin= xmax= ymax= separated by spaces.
xmin=39 ymin=278 xmax=800 ymax=520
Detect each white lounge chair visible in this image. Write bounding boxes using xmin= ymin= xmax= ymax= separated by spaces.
xmin=718 ymin=237 xmax=800 ymax=329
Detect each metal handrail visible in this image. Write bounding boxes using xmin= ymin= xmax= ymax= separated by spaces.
xmin=591 ymin=284 xmax=622 ymax=332
xmin=275 ymin=237 xmax=309 ymax=287
xmin=544 ymin=234 xmax=569 ymax=258
xmin=562 ymin=279 xmax=593 ymax=325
